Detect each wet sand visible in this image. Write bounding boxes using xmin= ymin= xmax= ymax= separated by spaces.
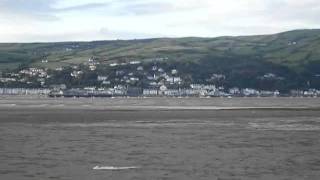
xmin=0 ymin=97 xmax=320 ymax=179
xmin=0 ymin=96 xmax=320 ymax=108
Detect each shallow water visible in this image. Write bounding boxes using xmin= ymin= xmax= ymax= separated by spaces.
xmin=1 ymin=116 xmax=320 ymax=180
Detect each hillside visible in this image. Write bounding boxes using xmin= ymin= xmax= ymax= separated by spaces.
xmin=0 ymin=29 xmax=320 ymax=71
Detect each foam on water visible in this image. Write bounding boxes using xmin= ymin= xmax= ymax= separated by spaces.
xmin=42 ymin=121 xmax=235 ymax=128
xmin=249 ymin=122 xmax=320 ymax=131
xmin=93 ymin=166 xmax=140 ymax=170
xmin=0 ymin=103 xmax=16 ymax=107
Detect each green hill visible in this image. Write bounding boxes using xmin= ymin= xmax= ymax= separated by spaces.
xmin=0 ymin=29 xmax=320 ymax=71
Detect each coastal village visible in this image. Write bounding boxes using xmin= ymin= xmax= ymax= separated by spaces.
xmin=0 ymin=57 xmax=319 ymax=97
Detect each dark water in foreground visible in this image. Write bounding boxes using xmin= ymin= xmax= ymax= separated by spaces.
xmin=1 ymin=115 xmax=320 ymax=180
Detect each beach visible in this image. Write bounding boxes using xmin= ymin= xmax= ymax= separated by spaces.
xmin=0 ymin=97 xmax=320 ymax=179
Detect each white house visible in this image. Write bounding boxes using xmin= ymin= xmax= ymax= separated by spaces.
xmin=143 ymin=89 xmax=158 ymax=96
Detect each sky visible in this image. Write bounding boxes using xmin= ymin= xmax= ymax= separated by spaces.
xmin=0 ymin=0 xmax=320 ymax=42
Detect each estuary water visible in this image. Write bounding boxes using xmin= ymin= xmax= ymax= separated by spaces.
xmin=1 ymin=113 xmax=320 ymax=180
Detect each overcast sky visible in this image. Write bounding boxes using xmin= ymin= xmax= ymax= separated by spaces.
xmin=0 ymin=0 xmax=320 ymax=42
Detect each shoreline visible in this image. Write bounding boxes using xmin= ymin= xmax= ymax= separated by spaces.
xmin=1 ymin=96 xmax=320 ymax=123
xmin=1 ymin=96 xmax=320 ymax=110
xmin=0 ymin=104 xmax=320 ymax=111
xmin=1 ymin=107 xmax=320 ymax=123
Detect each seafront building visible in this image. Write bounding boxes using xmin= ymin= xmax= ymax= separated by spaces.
xmin=0 ymin=88 xmax=50 ymax=96
xmin=0 ymin=87 xmax=319 ymax=97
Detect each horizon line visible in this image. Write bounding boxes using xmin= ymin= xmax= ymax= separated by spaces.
xmin=0 ymin=28 xmax=318 ymax=44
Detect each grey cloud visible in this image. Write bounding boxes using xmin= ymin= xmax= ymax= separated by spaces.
xmin=0 ymin=0 xmax=55 ymax=13
xmin=99 ymin=27 xmax=164 ymax=39
xmin=57 ymin=3 xmax=108 ymax=12
xmin=119 ymin=2 xmax=175 ymax=15
xmin=114 ymin=1 xmax=206 ymax=16
xmin=262 ymin=0 xmax=320 ymax=24
xmin=0 ymin=0 xmax=109 ymax=21
xmin=1 ymin=0 xmax=320 ymax=42
xmin=0 ymin=0 xmax=57 ymax=20
xmin=0 ymin=0 xmax=188 ymax=22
